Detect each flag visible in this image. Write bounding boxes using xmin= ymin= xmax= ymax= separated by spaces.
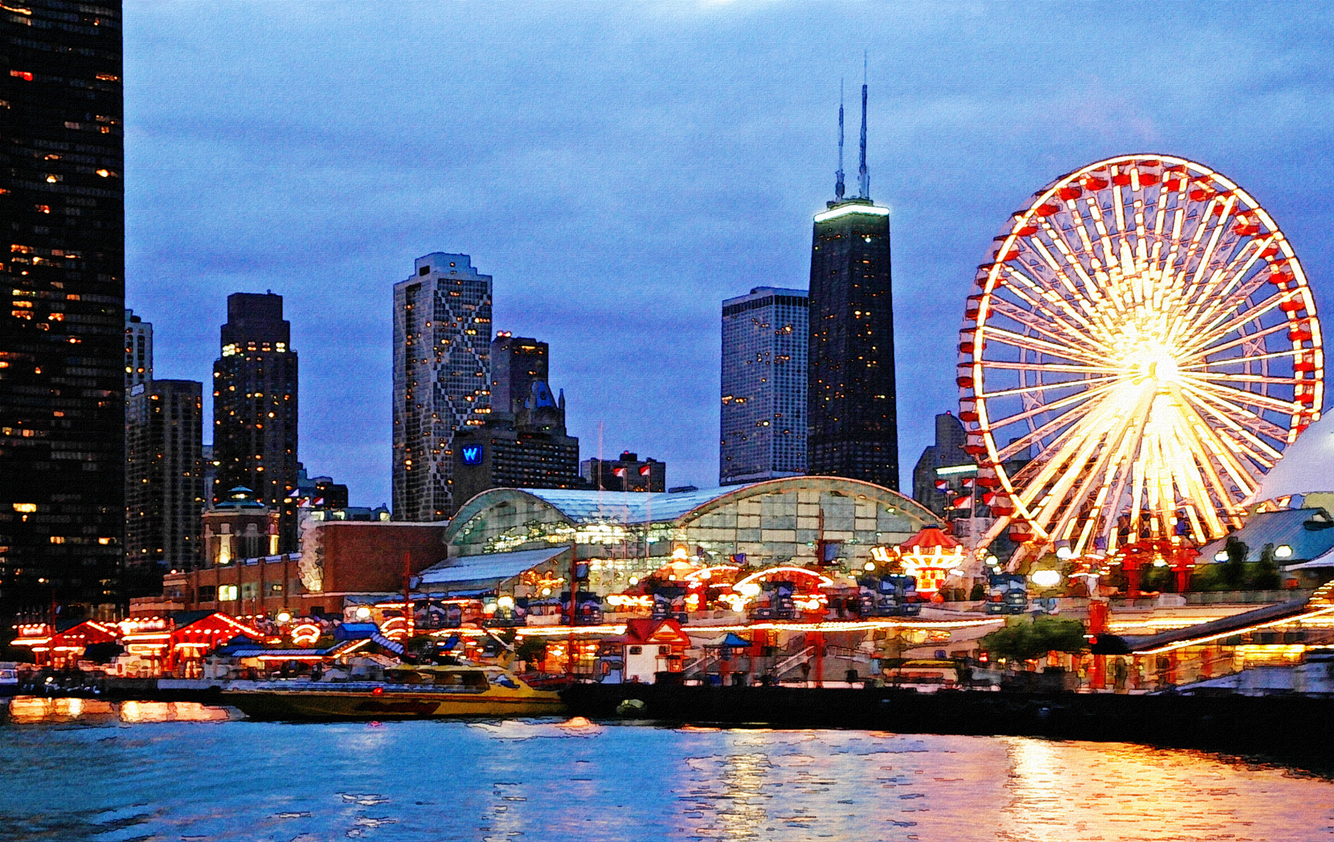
xmin=935 ymin=479 xmax=949 ymax=491
xmin=962 ymin=477 xmax=975 ymax=489
xmin=952 ymin=494 xmax=972 ymax=510
xmin=613 ymin=467 xmax=627 ymax=478
xmin=982 ymin=492 xmax=997 ymax=506
xmin=639 ymin=464 xmax=651 ymax=476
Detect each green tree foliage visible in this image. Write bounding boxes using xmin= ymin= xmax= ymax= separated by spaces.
xmin=1222 ymin=535 xmax=1249 ymax=589
xmin=979 ymin=616 xmax=1087 ymax=663
xmin=1254 ymin=542 xmax=1282 ymax=590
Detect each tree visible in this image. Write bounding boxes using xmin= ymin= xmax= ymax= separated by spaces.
xmin=979 ymin=616 xmax=1087 ymax=664
xmin=1253 ymin=542 xmax=1282 ymax=590
xmin=1222 ymin=535 xmax=1249 ymax=590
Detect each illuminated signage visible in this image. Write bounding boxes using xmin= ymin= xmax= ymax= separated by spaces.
xmin=461 ymin=444 xmax=484 ymax=465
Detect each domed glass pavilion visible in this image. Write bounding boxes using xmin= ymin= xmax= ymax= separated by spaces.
xmin=436 ymin=477 xmax=943 ymax=596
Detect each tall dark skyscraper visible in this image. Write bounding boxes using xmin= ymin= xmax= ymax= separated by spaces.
xmin=212 ymin=293 xmax=299 ymax=549
xmin=1 ymin=2 xmax=125 ymax=620
xmin=806 ymin=73 xmax=899 ymax=490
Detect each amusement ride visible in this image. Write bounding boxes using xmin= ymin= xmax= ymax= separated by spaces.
xmin=957 ymin=154 xmax=1324 ymax=565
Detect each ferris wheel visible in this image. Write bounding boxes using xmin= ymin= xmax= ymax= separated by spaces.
xmin=958 ymin=154 xmax=1323 ymax=560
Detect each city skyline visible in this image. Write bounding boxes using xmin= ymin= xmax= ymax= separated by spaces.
xmin=122 ymin=3 xmax=1334 ymax=506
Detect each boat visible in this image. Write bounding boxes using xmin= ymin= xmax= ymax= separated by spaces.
xmin=0 ymin=662 xmax=19 ymax=698
xmin=221 ymin=665 xmax=565 ymax=720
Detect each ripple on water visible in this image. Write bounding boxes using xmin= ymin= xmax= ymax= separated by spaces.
xmin=0 ymin=713 xmax=1332 ymax=841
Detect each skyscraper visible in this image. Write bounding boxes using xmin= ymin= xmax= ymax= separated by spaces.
xmin=1 ymin=2 xmax=126 ymax=620
xmin=124 ymin=309 xmax=203 ymax=584
xmin=806 ymin=73 xmax=899 ymax=490
xmin=125 ymin=309 xmax=152 ymax=389
xmin=393 ymin=253 xmax=492 ymax=521
xmin=491 ymin=333 xmax=548 ymax=417
xmin=126 ymin=379 xmax=203 ymax=577
xmin=720 ymin=287 xmax=808 ymax=485
xmin=212 ymin=293 xmax=299 ymax=549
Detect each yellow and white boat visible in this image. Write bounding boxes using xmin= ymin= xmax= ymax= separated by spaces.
xmin=222 ymin=665 xmax=565 ymax=720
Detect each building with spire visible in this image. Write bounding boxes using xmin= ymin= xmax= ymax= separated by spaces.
xmin=212 ymin=293 xmax=300 ymax=550
xmin=393 ymin=253 xmax=493 ymax=521
xmin=806 ymin=67 xmax=899 ymax=490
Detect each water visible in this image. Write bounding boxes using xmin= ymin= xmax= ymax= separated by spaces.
xmin=2 ymin=699 xmax=1333 ymax=841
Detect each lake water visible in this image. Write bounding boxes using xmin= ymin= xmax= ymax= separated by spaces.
xmin=1 ymin=698 xmax=1332 ymax=841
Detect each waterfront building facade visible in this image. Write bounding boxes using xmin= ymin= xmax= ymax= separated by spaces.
xmin=393 ymin=253 xmax=493 ymax=521
xmin=582 ymin=451 xmax=666 ymax=492
xmin=160 ymin=521 xmax=448 ymax=618
xmin=212 ymin=292 xmax=299 ymax=550
xmin=720 ymin=287 xmax=808 ymax=485
xmin=201 ymin=487 xmax=277 ymax=568
xmin=806 ymin=79 xmax=899 ymax=490
xmin=1 ymin=1 xmax=126 ymax=620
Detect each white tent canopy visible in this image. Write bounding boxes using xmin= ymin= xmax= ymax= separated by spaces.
xmin=1250 ymin=414 xmax=1334 ymax=504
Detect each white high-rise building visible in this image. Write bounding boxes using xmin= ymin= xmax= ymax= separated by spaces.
xmin=393 ymin=253 xmax=493 ymax=521
xmin=720 ymin=287 xmax=808 ymax=485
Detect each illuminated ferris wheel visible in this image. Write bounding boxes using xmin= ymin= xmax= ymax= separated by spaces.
xmin=958 ymin=154 xmax=1324 ymax=560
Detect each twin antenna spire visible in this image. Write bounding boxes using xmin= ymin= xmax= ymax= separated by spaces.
xmin=835 ymin=54 xmax=870 ymax=202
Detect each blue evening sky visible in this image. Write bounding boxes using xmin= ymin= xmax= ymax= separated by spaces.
xmin=123 ymin=1 xmax=1334 ymax=506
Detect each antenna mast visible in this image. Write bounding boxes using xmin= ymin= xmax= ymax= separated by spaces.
xmin=835 ymin=79 xmax=845 ymax=201
xmin=858 ymin=52 xmax=869 ymax=200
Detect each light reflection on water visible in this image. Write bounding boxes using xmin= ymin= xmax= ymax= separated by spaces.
xmin=0 ymin=702 xmax=1331 ymax=841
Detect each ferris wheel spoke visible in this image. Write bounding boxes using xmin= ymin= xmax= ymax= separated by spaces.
xmin=1187 ymin=347 xmax=1303 ymax=370
xmin=979 ymin=326 xmax=1108 ymax=366
xmin=980 ymin=379 xmax=1119 ymax=434
xmin=1179 ymin=382 xmax=1294 ymax=443
xmin=1190 ymin=371 xmax=1303 ymax=388
xmin=995 ymin=267 xmax=1099 ymax=336
xmin=1180 ymin=276 xmax=1275 ymax=349
xmin=981 ymin=360 xmax=1110 ymax=376
xmin=1180 ymin=320 xmax=1294 ymax=365
xmin=1047 ymin=392 xmax=1156 ymax=550
xmin=1163 ymin=422 xmax=1229 ymax=540
xmin=991 ymin=399 xmax=1100 ymax=463
xmin=978 ymin=374 xmax=1119 ymax=401
xmin=1027 ymin=237 xmax=1100 ymax=315
xmin=986 ymin=297 xmax=1111 ymax=355
xmin=1174 ymin=398 xmax=1262 ymax=497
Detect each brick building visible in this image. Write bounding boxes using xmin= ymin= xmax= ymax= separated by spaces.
xmin=159 ymin=521 xmax=448 ymax=618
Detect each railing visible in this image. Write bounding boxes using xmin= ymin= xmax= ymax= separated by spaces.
xmin=823 ymin=645 xmax=872 ymax=664
xmin=772 ymin=646 xmax=814 ymax=677
xmin=682 ymin=651 xmax=720 ymax=677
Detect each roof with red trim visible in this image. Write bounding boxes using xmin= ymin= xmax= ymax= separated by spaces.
xmin=616 ymin=618 xmax=691 ymax=646
xmin=898 ymin=526 xmax=962 ymax=551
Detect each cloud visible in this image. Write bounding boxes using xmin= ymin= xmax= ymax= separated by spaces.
xmin=124 ymin=1 xmax=1334 ymax=504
